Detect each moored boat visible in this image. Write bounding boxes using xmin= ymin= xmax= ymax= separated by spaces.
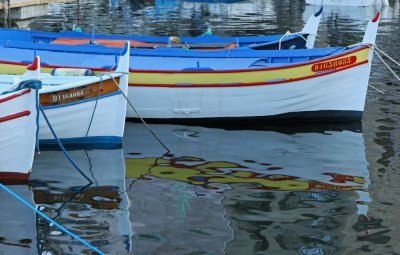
xmin=0 ymin=64 xmax=41 ymax=182
xmin=0 ymin=42 xmax=130 ymax=145
xmin=0 ymin=13 xmax=379 ymax=122
xmin=0 ymin=8 xmax=322 ymax=51
xmin=124 ymin=13 xmax=380 ymax=122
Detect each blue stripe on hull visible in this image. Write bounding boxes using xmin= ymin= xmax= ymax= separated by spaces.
xmin=39 ymin=136 xmax=122 ymax=145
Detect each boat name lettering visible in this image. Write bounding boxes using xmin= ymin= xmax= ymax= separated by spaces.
xmin=311 ymin=56 xmax=357 ymax=72
xmin=52 ymin=90 xmax=84 ymax=102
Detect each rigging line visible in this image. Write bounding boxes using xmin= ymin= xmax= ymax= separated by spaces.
xmin=51 ymin=183 xmax=93 ymax=221
xmin=372 ymin=49 xmax=400 ymax=82
xmin=84 ymin=148 xmax=97 ymax=183
xmin=278 ymin=31 xmax=308 ymax=50
xmin=83 ymin=149 xmax=105 ymax=211
xmin=374 ymin=46 xmax=400 ymax=67
xmin=83 ymin=150 xmax=112 ymax=254
xmin=85 ymin=76 xmax=103 ymax=140
xmin=39 ymin=105 xmax=93 ymax=184
xmin=106 ymin=74 xmax=170 ymax=153
xmin=0 ymin=183 xmax=106 ymax=255
xmin=368 ymin=83 xmax=385 ymax=94
xmin=52 ymin=147 xmax=98 ymax=219
xmin=120 ymin=150 xmax=170 ymax=195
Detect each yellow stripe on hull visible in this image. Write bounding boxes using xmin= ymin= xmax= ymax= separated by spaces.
xmin=128 ymin=48 xmax=370 ymax=85
xmin=0 ymin=47 xmax=370 ymax=86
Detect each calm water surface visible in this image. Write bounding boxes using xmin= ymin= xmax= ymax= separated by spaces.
xmin=1 ymin=0 xmax=400 ymax=254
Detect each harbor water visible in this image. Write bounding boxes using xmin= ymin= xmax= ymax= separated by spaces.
xmin=1 ymin=0 xmax=400 ymax=254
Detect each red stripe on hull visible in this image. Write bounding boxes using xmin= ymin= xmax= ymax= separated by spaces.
xmin=129 ymin=46 xmax=370 ymax=74
xmin=0 ymin=45 xmax=369 ymax=74
xmin=127 ymin=60 xmax=369 ymax=88
xmin=0 ymin=172 xmax=30 ymax=184
xmin=0 ymin=110 xmax=31 ymax=123
xmin=0 ymin=89 xmax=31 ymax=103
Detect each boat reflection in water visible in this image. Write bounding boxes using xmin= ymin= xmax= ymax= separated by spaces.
xmin=0 ymin=122 xmax=374 ymax=255
xmin=124 ymin=122 xmax=371 ymax=254
xmin=0 ymin=185 xmax=38 ymax=254
xmin=29 ymin=147 xmax=131 ymax=255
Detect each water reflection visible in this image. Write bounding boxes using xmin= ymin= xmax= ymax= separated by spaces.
xmin=0 ymin=185 xmax=38 ymax=254
xmin=0 ymin=122 xmax=391 ymax=254
xmin=30 ymin=147 xmax=131 ymax=255
xmin=0 ymin=0 xmax=398 ymax=253
xmin=123 ymin=122 xmax=376 ymax=254
xmin=25 ymin=0 xmax=304 ymax=36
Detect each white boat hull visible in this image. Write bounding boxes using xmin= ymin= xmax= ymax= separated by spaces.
xmin=126 ymin=60 xmax=372 ymax=121
xmin=0 ymin=89 xmax=37 ymax=180
xmin=38 ymin=43 xmax=130 ymax=144
xmin=39 ymin=89 xmax=127 ymax=144
xmin=305 ymin=0 xmax=381 ymax=6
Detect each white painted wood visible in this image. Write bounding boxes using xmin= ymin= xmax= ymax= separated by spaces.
xmin=0 ymin=89 xmax=37 ymax=175
xmin=305 ymin=0 xmax=380 ymax=7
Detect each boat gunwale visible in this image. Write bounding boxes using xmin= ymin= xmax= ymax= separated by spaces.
xmin=41 ymin=91 xmax=122 ymax=109
xmin=0 ymin=45 xmax=368 ymax=74
xmin=129 ymin=45 xmax=368 ymax=73
xmin=37 ymin=73 xmax=121 ymax=93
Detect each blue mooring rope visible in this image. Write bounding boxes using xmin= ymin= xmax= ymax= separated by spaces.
xmin=0 ymin=183 xmax=106 ymax=255
xmin=39 ymin=105 xmax=93 ymax=184
xmin=0 ymin=81 xmax=105 ymax=254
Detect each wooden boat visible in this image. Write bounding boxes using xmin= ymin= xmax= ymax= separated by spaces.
xmin=0 ymin=8 xmax=322 ymax=51
xmin=0 ymin=65 xmax=40 ymax=182
xmin=0 ymin=42 xmax=130 ymax=145
xmin=126 ymin=13 xmax=379 ymax=122
xmin=305 ymin=0 xmax=388 ymax=6
xmin=0 ymin=13 xmax=378 ymax=122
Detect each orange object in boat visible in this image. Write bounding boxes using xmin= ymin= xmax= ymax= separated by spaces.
xmin=50 ymin=38 xmax=237 ymax=50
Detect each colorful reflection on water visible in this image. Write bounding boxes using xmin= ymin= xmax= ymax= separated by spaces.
xmin=1 ymin=122 xmax=379 ymax=254
xmin=1 ymin=0 xmax=399 ymax=254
